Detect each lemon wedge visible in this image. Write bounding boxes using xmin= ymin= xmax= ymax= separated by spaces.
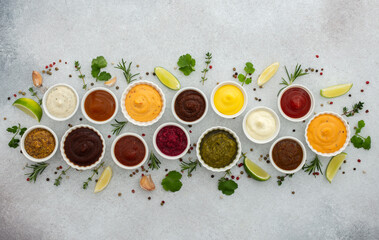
xmin=320 ymin=83 xmax=353 ymax=98
xmin=94 ymin=166 xmax=112 ymax=193
xmin=257 ymin=62 xmax=279 ymax=86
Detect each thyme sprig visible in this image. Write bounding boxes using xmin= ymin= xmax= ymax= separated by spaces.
xmin=342 ymin=101 xmax=364 ymax=117
xmin=200 ymin=52 xmax=212 ymax=85
xmin=28 ymin=87 xmax=42 ymax=105
xmin=25 ymin=162 xmax=49 ymax=183
xmin=115 ymin=59 xmax=139 ymax=84
xmin=83 ymin=162 xmax=104 ymax=189
xmin=110 ymin=119 xmax=128 ymax=136
xmin=277 ymin=174 xmax=294 ymax=186
xmin=148 ymin=151 xmax=161 ymax=170
xmin=303 ymin=155 xmax=323 ymax=177
xmin=180 ymin=159 xmax=201 ymax=177
xmin=278 ymin=64 xmax=308 ymax=96
xmin=54 ymin=166 xmax=71 ymax=186
xmin=74 ymin=61 xmax=87 ymax=90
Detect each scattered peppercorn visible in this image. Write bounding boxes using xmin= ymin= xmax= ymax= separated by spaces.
xmin=320 ymin=72 xmax=323 ymax=76
xmin=211 ymin=175 xmax=214 ymax=178
xmin=46 ymin=178 xmax=50 ymax=181
xmin=148 ymin=197 xmax=151 ymax=200
xmin=91 ymin=83 xmax=94 ymax=86
xmin=342 ymin=171 xmax=345 ymax=174
xmin=118 ymin=193 xmax=122 ymax=197
xmin=305 ymin=69 xmax=308 ymax=72
xmin=7 ymin=97 xmax=10 ymax=100
xmin=365 ymin=110 xmax=369 ymax=113
xmin=209 ymin=65 xmax=213 ymax=69
xmin=311 ymin=68 xmax=314 ymax=72
xmin=233 ymin=67 xmax=236 ymax=71
xmin=132 ymin=189 xmax=135 ymax=193
xmin=68 ymin=124 xmax=72 ymax=127
xmin=361 ymin=89 xmax=364 ymax=92
xmin=358 ymin=159 xmax=361 ymax=163
xmin=142 ymin=133 xmax=145 ymax=137
xmin=292 ymin=191 xmax=295 ymax=194
xmin=146 ymin=72 xmax=149 ymax=75
xmin=353 ymin=168 xmax=356 ymax=171
xmin=366 ymin=81 xmax=370 ymax=84
xmin=65 ymin=62 xmax=67 ymax=64
xmin=315 ymin=70 xmax=318 ymax=73
xmin=79 ymin=118 xmax=82 ymax=121
xmin=292 ymin=129 xmax=296 ymax=132
xmin=69 ymin=74 xmax=72 ymax=78
xmin=136 ymin=64 xmax=140 ymax=68
xmin=55 ymin=67 xmax=59 ymax=71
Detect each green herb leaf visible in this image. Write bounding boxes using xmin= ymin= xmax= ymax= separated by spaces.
xmin=7 ymin=126 xmax=18 ymax=133
xmin=177 ymin=54 xmax=196 ymax=76
xmin=277 ymin=64 xmax=308 ymax=95
xmin=342 ymin=101 xmax=364 ymax=117
xmin=350 ymin=120 xmax=371 ymax=150
xmin=161 ymin=171 xmax=182 ymax=192
xmin=25 ymin=162 xmax=49 ymax=183
xmin=218 ymin=177 xmax=238 ymax=195
xmin=180 ymin=160 xmax=200 ymax=177
xmin=362 ymin=136 xmax=371 ymax=150
xmin=244 ymin=62 xmax=255 ymax=74
xmin=92 ymin=56 xmax=108 ymax=69
xmin=91 ymin=68 xmax=100 ymax=78
xmin=237 ymin=74 xmax=245 ymax=83
xmin=8 ymin=138 xmax=20 ymax=148
xmin=302 ymin=155 xmax=323 ymax=176
xmin=91 ymin=56 xmax=111 ymax=81
xmin=97 ymin=71 xmax=112 ymax=81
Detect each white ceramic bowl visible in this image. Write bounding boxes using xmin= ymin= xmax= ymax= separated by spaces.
xmin=121 ymin=81 xmax=166 ymax=126
xmin=210 ymin=81 xmax=248 ymax=119
xmin=196 ymin=126 xmax=241 ymax=172
xmin=20 ymin=125 xmax=58 ymax=162
xmin=171 ymin=87 xmax=208 ymax=125
xmin=277 ymin=84 xmax=315 ymax=122
xmin=242 ymin=106 xmax=281 ymax=144
xmin=43 ymin=83 xmax=79 ymax=121
xmin=111 ymin=133 xmax=149 ymax=170
xmin=305 ymin=111 xmax=350 ymax=157
xmin=81 ymin=87 xmax=118 ymax=124
xmin=60 ymin=124 xmax=105 ymax=170
xmin=153 ymin=122 xmax=190 ymax=160
xmin=269 ymin=136 xmax=306 ymax=174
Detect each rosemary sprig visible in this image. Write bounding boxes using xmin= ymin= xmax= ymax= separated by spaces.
xmin=83 ymin=162 xmax=104 ymax=189
xmin=200 ymin=52 xmax=212 ymax=85
xmin=277 ymin=174 xmax=294 ymax=186
xmin=342 ymin=101 xmax=364 ymax=117
xmin=75 ymin=61 xmax=87 ymax=90
xmin=303 ymin=155 xmax=323 ymax=177
xmin=278 ymin=64 xmax=308 ymax=96
xmin=28 ymin=87 xmax=42 ymax=105
xmin=148 ymin=151 xmax=161 ymax=170
xmin=180 ymin=159 xmax=201 ymax=177
xmin=111 ymin=119 xmax=128 ymax=136
xmin=54 ymin=166 xmax=71 ymax=186
xmin=115 ymin=59 xmax=139 ymax=84
xmin=25 ymin=162 xmax=49 ymax=183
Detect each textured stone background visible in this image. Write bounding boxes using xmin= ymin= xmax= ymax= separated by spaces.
xmin=1 ymin=0 xmax=378 ymax=239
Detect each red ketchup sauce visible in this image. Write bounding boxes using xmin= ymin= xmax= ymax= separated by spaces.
xmin=280 ymin=87 xmax=311 ymax=118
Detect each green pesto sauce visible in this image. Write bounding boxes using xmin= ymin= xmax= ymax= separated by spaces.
xmin=200 ymin=130 xmax=237 ymax=168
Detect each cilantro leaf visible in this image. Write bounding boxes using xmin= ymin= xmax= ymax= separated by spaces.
xmin=356 ymin=120 xmax=365 ymax=134
xmin=177 ymin=54 xmax=196 ymax=76
xmin=9 ymin=138 xmax=20 ymax=148
xmin=92 ymin=56 xmax=107 ymax=69
xmin=350 ymin=120 xmax=371 ymax=150
xmin=179 ymin=66 xmax=195 ymax=76
xmin=237 ymin=74 xmax=245 ymax=82
xmin=7 ymin=126 xmax=18 ymax=133
xmin=362 ymin=136 xmax=371 ymax=150
xmin=91 ymin=67 xmax=100 ymax=78
xmin=245 ymin=77 xmax=252 ymax=85
xmin=91 ymin=56 xmax=111 ymax=81
xmin=351 ymin=135 xmax=363 ymax=148
xmin=244 ymin=62 xmax=255 ymax=74
xmin=218 ymin=177 xmax=238 ymax=195
xmin=97 ymin=72 xmax=112 ymax=81
xmin=161 ymin=171 xmax=183 ymax=192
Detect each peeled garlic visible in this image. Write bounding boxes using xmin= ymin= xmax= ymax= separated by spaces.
xmin=32 ymin=71 xmax=43 ymax=87
xmin=140 ymin=174 xmax=155 ymax=191
xmin=104 ymin=77 xmax=117 ymax=87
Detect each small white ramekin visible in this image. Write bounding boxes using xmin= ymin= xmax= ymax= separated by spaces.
xmin=60 ymin=124 xmax=105 ymax=170
xmin=43 ymin=83 xmax=79 ymax=121
xmin=81 ymin=87 xmax=118 ymax=125
xmin=242 ymin=106 xmax=281 ymax=144
xmin=153 ymin=122 xmax=190 ymax=160
xmin=210 ymin=81 xmax=248 ymax=119
xmin=196 ymin=126 xmax=241 ymax=172
xmin=277 ymin=84 xmax=315 ymax=122
xmin=20 ymin=125 xmax=58 ymax=162
xmin=111 ymin=133 xmax=149 ymax=170
xmin=171 ymin=87 xmax=208 ymax=125
xmin=121 ymin=81 xmax=166 ymax=126
xmin=305 ymin=111 xmax=350 ymax=157
xmin=269 ymin=136 xmax=306 ymax=174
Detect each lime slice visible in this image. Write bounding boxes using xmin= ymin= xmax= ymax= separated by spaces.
xmin=244 ymin=157 xmax=271 ymax=181
xmin=154 ymin=67 xmax=181 ymax=90
xmin=13 ymin=98 xmax=43 ymax=122
xmin=326 ymin=153 xmax=347 ymax=183
xmin=94 ymin=166 xmax=112 ymax=193
xmin=320 ymin=83 xmax=353 ymax=98
xmin=257 ymin=62 xmax=279 ymax=86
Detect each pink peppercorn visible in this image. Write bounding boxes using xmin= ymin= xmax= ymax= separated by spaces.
xmin=358 ymin=159 xmax=361 ymax=163
xmin=142 ymin=133 xmax=145 ymax=137
xmin=366 ymin=81 xmax=370 ymax=84
xmin=236 ymin=177 xmax=240 ymax=180
xmin=231 ymin=175 xmax=235 ymax=179
xmin=45 ymin=66 xmax=48 ymax=69
xmin=209 ymin=65 xmax=213 ymax=69
xmin=320 ymin=72 xmax=323 ymax=76
xmin=108 ymin=135 xmax=111 ymax=138
xmin=361 ymin=89 xmax=364 ymax=92
xmin=26 ymin=178 xmax=30 ymax=181
xmin=316 ymin=55 xmax=319 ymax=58
xmin=49 ymin=64 xmax=53 ymax=67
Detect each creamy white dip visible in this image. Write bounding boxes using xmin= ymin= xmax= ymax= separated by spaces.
xmin=246 ymin=109 xmax=277 ymax=140
xmin=46 ymin=85 xmax=77 ymax=118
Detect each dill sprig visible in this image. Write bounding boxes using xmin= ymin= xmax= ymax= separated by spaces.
xmin=54 ymin=166 xmax=71 ymax=186
xmin=148 ymin=151 xmax=161 ymax=170
xmin=115 ymin=59 xmax=139 ymax=84
xmin=200 ymin=52 xmax=212 ymax=85
xmin=111 ymin=119 xmax=128 ymax=136
xmin=180 ymin=159 xmax=201 ymax=177
xmin=303 ymin=155 xmax=323 ymax=177
xmin=342 ymin=101 xmax=364 ymax=117
xmin=74 ymin=61 xmax=87 ymax=90
xmin=83 ymin=162 xmax=104 ymax=189
xmin=278 ymin=64 xmax=308 ymax=96
xmin=28 ymin=87 xmax=42 ymax=105
xmin=25 ymin=162 xmax=49 ymax=183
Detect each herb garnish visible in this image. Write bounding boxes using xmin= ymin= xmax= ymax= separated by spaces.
xmin=83 ymin=162 xmax=104 ymax=189
xmin=277 ymin=174 xmax=294 ymax=186
xmin=115 ymin=59 xmax=140 ymax=84
xmin=303 ymin=155 xmax=323 ymax=177
xmin=342 ymin=101 xmax=364 ymax=117
xmin=25 ymin=162 xmax=49 ymax=183
xmin=148 ymin=151 xmax=161 ymax=170
xmin=180 ymin=159 xmax=201 ymax=177
xmin=91 ymin=56 xmax=112 ymax=81
xmin=28 ymin=87 xmax=42 ymax=105
xmin=218 ymin=177 xmax=238 ymax=195
xmin=7 ymin=124 xmax=27 ymax=148
xmin=351 ymin=120 xmax=371 ymax=150
xmin=110 ymin=119 xmax=127 ymax=136
xmin=200 ymin=52 xmax=212 ymax=85
xmin=177 ymin=54 xmax=196 ymax=76
xmin=161 ymin=171 xmax=183 ymax=192
xmin=54 ymin=166 xmax=71 ymax=186
xmin=74 ymin=61 xmax=87 ymax=89
xmin=237 ymin=62 xmax=255 ymax=86
xmin=278 ymin=64 xmax=308 ymax=96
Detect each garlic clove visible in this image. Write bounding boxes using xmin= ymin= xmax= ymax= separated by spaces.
xmin=140 ymin=174 xmax=155 ymax=191
xmin=32 ymin=71 xmax=43 ymax=87
xmin=104 ymin=77 xmax=117 ymax=87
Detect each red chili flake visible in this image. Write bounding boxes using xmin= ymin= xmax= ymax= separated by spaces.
xmin=316 ymin=55 xmax=319 ymax=58
xmin=358 ymin=159 xmax=361 ymax=163
xmin=361 ymin=89 xmax=364 ymax=92
xmin=142 ymin=133 xmax=145 ymax=137
xmin=53 ymin=62 xmax=56 ymax=65
xmin=108 ymin=135 xmax=111 ymax=138
xmin=209 ymin=65 xmax=213 ymax=69
xmin=320 ymin=72 xmax=323 ymax=76
xmin=13 ymin=94 xmax=17 ymax=97
xmin=131 ymin=189 xmax=135 ymax=193
xmin=49 ymin=64 xmax=53 ymax=67
xmin=365 ymin=110 xmax=369 ymax=113
xmin=366 ymin=81 xmax=370 ymax=84
xmin=189 ymin=130 xmax=192 ymax=133
xmin=45 ymin=65 xmax=48 ymax=69
xmin=231 ymin=175 xmax=235 ymax=179
xmin=236 ymin=177 xmax=240 ymax=180
xmin=26 ymin=178 xmax=30 ymax=181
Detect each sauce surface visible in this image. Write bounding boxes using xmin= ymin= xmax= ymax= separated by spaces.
xmin=125 ymin=84 xmax=163 ymax=122
xmin=156 ymin=126 xmax=187 ymax=156
xmin=46 ymin=85 xmax=77 ymax=118
xmin=214 ymin=85 xmax=244 ymax=115
xmin=307 ymin=114 xmax=347 ymax=153
xmin=174 ymin=90 xmax=206 ymax=122
xmin=24 ymin=128 xmax=55 ymax=159
xmin=246 ymin=109 xmax=277 ymax=140
xmin=114 ymin=136 xmax=146 ymax=167
xmin=280 ymin=87 xmax=311 ymax=118
xmin=200 ymin=130 xmax=237 ymax=168
xmin=84 ymin=90 xmax=116 ymax=121
xmin=272 ymin=139 xmax=303 ymax=170
xmin=63 ymin=127 xmax=103 ymax=167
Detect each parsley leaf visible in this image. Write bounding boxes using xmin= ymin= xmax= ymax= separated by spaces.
xmin=177 ymin=54 xmax=196 ymax=76
xmin=218 ymin=177 xmax=238 ymax=195
xmin=91 ymin=56 xmax=112 ymax=81
xmin=350 ymin=120 xmax=371 ymax=150
xmin=7 ymin=124 xmax=26 ymax=148
xmin=7 ymin=126 xmax=18 ymax=133
xmin=161 ymin=171 xmax=183 ymax=192
xmin=9 ymin=138 xmax=20 ymax=148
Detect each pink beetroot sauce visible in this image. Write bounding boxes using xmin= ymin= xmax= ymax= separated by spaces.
xmin=156 ymin=126 xmax=188 ymax=156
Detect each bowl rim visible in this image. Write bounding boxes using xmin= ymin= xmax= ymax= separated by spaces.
xmin=242 ymin=106 xmax=281 ymax=144
xmin=42 ymin=83 xmax=80 ymax=121
xmin=304 ymin=111 xmax=350 ymax=157
xmin=20 ymin=125 xmax=59 ymax=162
xmin=120 ymin=80 xmax=166 ymax=126
xmin=171 ymin=87 xmax=208 ymax=125
xmin=81 ymin=87 xmax=119 ymax=125
xmin=196 ymin=126 xmax=242 ymax=172
xmin=269 ymin=136 xmax=307 ymax=174
xmin=153 ymin=122 xmax=190 ymax=160
xmin=60 ymin=124 xmax=105 ymax=170
xmin=277 ymin=84 xmax=315 ymax=122
xmin=210 ymin=81 xmax=248 ymax=119
xmin=111 ymin=132 xmax=149 ymax=170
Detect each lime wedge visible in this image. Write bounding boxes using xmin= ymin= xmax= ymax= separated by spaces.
xmin=320 ymin=83 xmax=353 ymax=98
xmin=244 ymin=157 xmax=271 ymax=181
xmin=154 ymin=67 xmax=181 ymax=90
xmin=13 ymin=98 xmax=43 ymax=122
xmin=94 ymin=166 xmax=112 ymax=193
xmin=257 ymin=62 xmax=279 ymax=86
xmin=326 ymin=153 xmax=347 ymax=183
